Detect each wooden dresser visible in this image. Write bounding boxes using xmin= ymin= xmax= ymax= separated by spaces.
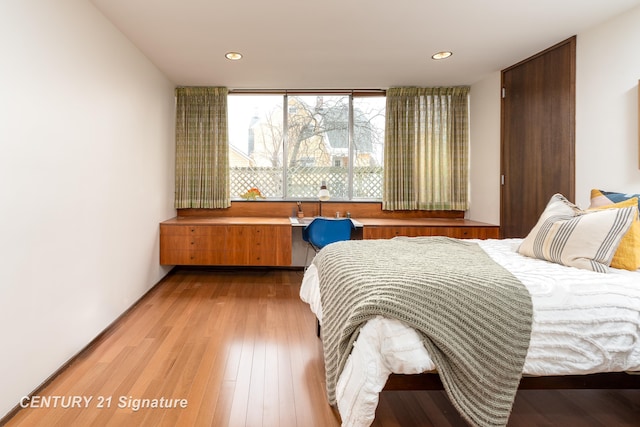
xmin=359 ymin=218 xmax=500 ymax=240
xmin=160 ymin=217 xmax=292 ymax=266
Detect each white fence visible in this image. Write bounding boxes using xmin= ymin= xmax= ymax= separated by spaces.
xmin=231 ymin=166 xmax=383 ymax=199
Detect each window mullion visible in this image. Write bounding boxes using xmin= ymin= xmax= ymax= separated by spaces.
xmin=347 ymin=94 xmax=354 ymax=200
xmin=282 ymin=94 xmax=288 ymax=199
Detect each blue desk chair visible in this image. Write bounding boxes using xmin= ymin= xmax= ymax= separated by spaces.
xmin=302 ymin=217 xmax=354 ymax=252
xmin=302 ymin=217 xmax=354 ymax=275
xmin=302 ymin=217 xmax=354 ymax=338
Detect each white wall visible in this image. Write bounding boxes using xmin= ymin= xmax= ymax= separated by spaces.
xmin=469 ymin=72 xmax=502 ymax=224
xmin=0 ymin=0 xmax=175 ymax=419
xmin=575 ymin=6 xmax=640 ymax=208
xmin=468 ymin=5 xmax=640 ymax=223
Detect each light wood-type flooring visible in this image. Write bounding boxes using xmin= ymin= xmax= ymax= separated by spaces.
xmin=4 ymin=268 xmax=639 ymax=426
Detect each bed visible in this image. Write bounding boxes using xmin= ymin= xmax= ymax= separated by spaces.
xmin=300 ymin=236 xmax=640 ymax=427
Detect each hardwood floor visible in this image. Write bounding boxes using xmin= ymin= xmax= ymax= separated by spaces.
xmin=4 ymin=268 xmax=639 ymax=426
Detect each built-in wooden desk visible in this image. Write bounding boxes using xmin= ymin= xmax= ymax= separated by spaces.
xmin=160 ymin=216 xmax=499 ymax=267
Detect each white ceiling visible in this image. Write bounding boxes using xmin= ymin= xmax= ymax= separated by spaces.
xmin=90 ymin=0 xmax=640 ymax=90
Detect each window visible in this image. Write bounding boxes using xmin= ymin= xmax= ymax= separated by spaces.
xmin=228 ymin=92 xmax=385 ymax=200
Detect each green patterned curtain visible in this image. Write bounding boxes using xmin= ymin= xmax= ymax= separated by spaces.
xmin=383 ymin=87 xmax=470 ymax=211
xmin=174 ymin=87 xmax=230 ymax=208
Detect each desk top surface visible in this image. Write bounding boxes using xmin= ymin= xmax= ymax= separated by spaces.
xmin=161 ymin=217 xmax=292 ymax=225
xmin=161 ymin=216 xmax=497 ymax=228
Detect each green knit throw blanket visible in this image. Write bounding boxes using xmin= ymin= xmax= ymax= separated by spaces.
xmin=313 ymin=237 xmax=533 ymax=427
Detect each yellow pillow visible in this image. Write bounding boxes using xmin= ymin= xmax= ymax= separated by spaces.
xmin=588 ymin=197 xmax=640 ymax=270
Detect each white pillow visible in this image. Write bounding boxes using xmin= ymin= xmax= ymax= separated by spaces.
xmin=517 ymin=194 xmax=636 ymax=272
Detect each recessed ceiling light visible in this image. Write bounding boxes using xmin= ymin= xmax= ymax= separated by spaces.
xmin=431 ymin=51 xmax=452 ymax=60
xmin=225 ymin=52 xmax=243 ymax=61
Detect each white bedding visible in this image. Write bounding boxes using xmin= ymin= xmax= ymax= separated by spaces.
xmin=300 ymin=238 xmax=640 ymax=427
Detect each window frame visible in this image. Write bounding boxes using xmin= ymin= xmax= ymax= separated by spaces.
xmin=228 ymin=89 xmax=386 ymax=201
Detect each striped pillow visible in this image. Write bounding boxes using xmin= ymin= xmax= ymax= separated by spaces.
xmin=518 ymin=194 xmax=637 ymax=272
xmin=588 ymin=197 xmax=640 ymax=271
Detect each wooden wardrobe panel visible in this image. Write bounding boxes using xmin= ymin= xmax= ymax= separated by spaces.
xmin=500 ymin=37 xmax=576 ymax=238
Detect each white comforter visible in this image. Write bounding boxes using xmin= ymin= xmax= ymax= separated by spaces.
xmin=300 ymin=238 xmax=640 ymax=427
